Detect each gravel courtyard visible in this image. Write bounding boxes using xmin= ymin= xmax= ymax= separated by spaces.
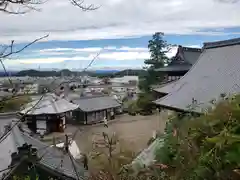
xmin=65 ymin=112 xmax=168 ymax=154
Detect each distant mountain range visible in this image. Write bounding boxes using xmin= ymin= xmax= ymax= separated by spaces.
xmin=0 ymin=69 xmax=145 ymax=77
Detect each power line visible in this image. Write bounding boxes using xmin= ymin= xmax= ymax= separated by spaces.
xmin=0 ymin=35 xmax=49 ymax=103
xmin=64 ymin=49 xmax=103 ymax=149
xmin=0 ymin=95 xmax=45 ymax=144
xmin=0 ymin=165 xmax=16 ymax=174
xmin=0 ymin=162 xmax=21 ymax=180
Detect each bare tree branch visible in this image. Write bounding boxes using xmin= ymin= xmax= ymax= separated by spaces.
xmin=0 ymin=39 xmax=101 ymax=145
xmin=0 ymin=34 xmax=49 ymax=59
xmin=0 ymin=35 xmax=48 ymax=95
xmin=0 ymin=0 xmax=45 ymax=14
xmin=70 ymin=0 xmax=100 ymax=11
xmin=0 ymin=0 xmax=99 ymax=14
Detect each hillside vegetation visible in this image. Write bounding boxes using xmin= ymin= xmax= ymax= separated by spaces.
xmin=0 ymin=95 xmax=31 ymax=112
xmin=151 ymin=94 xmax=240 ymax=180
xmin=92 ymin=94 xmax=240 ymax=180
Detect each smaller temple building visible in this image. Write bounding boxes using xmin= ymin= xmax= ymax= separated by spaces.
xmin=72 ymin=95 xmax=122 ymax=124
xmin=19 ymin=94 xmax=79 ymax=135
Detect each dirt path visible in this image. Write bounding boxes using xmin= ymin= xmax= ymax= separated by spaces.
xmin=65 ymin=113 xmax=167 ymax=153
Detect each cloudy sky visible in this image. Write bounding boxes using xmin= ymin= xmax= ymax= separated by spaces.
xmin=1 ymin=0 xmax=240 ymax=71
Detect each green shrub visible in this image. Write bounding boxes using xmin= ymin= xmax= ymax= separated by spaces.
xmin=153 ymin=95 xmax=240 ymax=180
xmin=136 ymin=93 xmax=154 ymax=112
xmin=0 ymin=96 xmax=31 ymax=112
xmin=127 ymin=100 xmax=139 ymax=114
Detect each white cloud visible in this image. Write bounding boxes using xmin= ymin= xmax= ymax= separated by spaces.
xmin=36 ymin=46 xmax=148 ymax=55
xmin=7 ymin=51 xmax=150 ymax=64
xmin=11 ymin=45 xmax=178 ymax=64
xmin=0 ymin=0 xmax=240 ymax=43
xmin=4 ymin=44 xmax=179 ymax=69
xmin=99 ymin=51 xmax=149 ymax=60
xmin=118 ymin=47 xmax=148 ymax=51
xmin=5 ymin=56 xmax=92 ymax=64
xmin=166 ymin=46 xmax=179 ymax=57
xmin=38 ymin=48 xmax=74 ymax=52
xmin=186 ymin=45 xmax=202 ymax=48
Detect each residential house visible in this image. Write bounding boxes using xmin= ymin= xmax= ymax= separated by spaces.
xmin=23 ymin=83 xmax=39 ymax=94
xmin=0 ymin=122 xmax=88 ymax=180
xmin=19 ymin=94 xmax=79 ymax=135
xmin=154 ymin=38 xmax=240 ymax=113
xmin=110 ymin=76 xmax=139 ymax=84
xmin=72 ymin=95 xmax=121 ymax=124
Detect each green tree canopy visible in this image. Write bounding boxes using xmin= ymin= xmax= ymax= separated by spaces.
xmin=0 ymin=96 xmax=31 ymax=112
xmin=144 ymin=32 xmax=170 ymax=69
xmin=139 ymin=32 xmax=171 ymax=92
xmin=154 ymin=94 xmax=240 ymax=180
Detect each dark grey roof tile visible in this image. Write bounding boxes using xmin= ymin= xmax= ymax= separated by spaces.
xmin=204 ymin=37 xmax=240 ymax=49
xmin=20 ymin=95 xmax=79 ymax=115
xmin=154 ymin=39 xmax=240 ymax=112
xmin=153 ymin=80 xmax=178 ymax=94
xmin=22 ymin=133 xmax=88 ymax=179
xmin=0 ymin=122 xmax=87 ymax=179
xmin=182 ymin=49 xmax=202 ymax=65
xmin=156 ymin=46 xmax=201 ymax=72
xmin=72 ymin=96 xmax=121 ymax=112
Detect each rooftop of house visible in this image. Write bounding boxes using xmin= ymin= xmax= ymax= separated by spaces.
xmin=152 ymin=80 xmax=178 ymax=94
xmin=20 ymin=94 xmax=79 ymax=115
xmin=154 ymin=37 xmax=240 ymax=113
xmin=0 ymin=121 xmax=88 ymax=179
xmin=72 ymin=95 xmax=121 ymax=112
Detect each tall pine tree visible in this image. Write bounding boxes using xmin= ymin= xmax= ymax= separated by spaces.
xmin=139 ymin=32 xmax=170 ymax=92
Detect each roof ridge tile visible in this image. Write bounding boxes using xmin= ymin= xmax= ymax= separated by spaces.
xmin=204 ymin=37 xmax=240 ymax=49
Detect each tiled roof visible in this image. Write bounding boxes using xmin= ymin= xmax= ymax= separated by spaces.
xmin=203 ymin=37 xmax=240 ymax=49
xmin=152 ymin=80 xmax=178 ymax=94
xmin=0 ymin=122 xmax=25 ymax=178
xmin=72 ymin=95 xmax=121 ymax=112
xmin=0 ymin=114 xmax=18 ymax=137
xmin=154 ymin=38 xmax=240 ymax=112
xmin=156 ymin=46 xmax=201 ymax=72
xmin=181 ymin=46 xmax=202 ymax=65
xmin=22 ymin=133 xmax=87 ymax=179
xmin=20 ymin=95 xmax=79 ymax=115
xmin=0 ymin=122 xmax=88 ymax=179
